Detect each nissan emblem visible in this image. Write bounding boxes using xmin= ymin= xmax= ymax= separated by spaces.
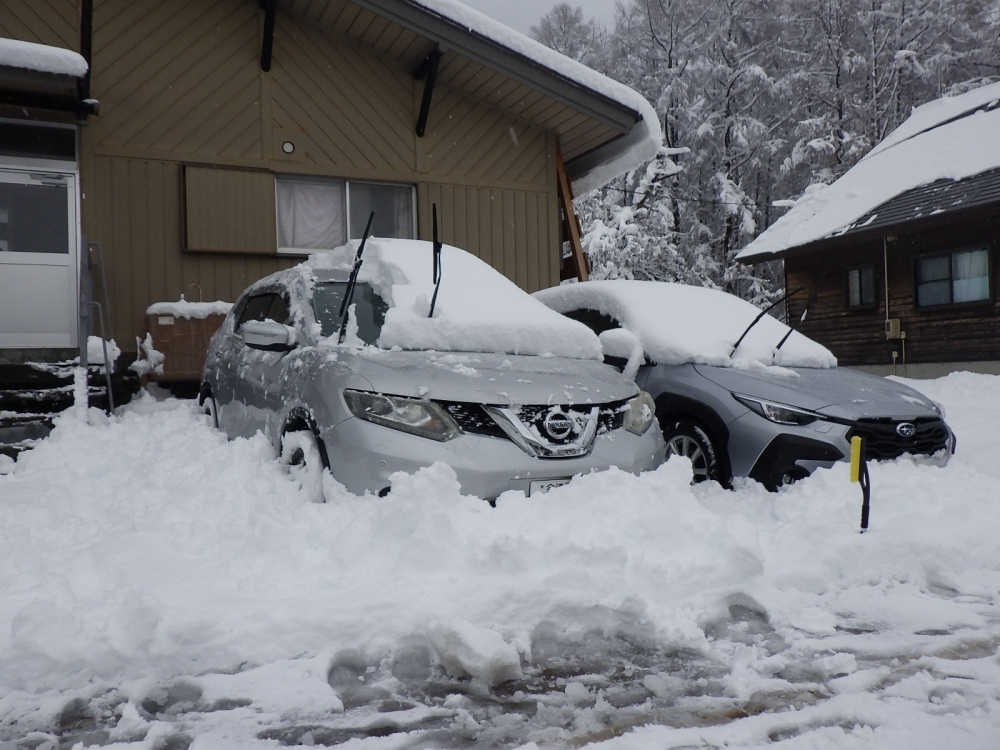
xmin=543 ymin=410 xmax=575 ymax=441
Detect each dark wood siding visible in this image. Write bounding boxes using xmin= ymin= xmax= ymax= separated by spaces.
xmin=785 ymin=211 xmax=1000 ymax=366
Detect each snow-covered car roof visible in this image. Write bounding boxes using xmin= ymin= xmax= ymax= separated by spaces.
xmin=738 ymin=81 xmax=1000 ymax=261
xmin=303 ymin=239 xmax=603 ymax=360
xmin=0 ymin=37 xmax=88 ymax=77
xmin=534 ymin=280 xmax=836 ymax=369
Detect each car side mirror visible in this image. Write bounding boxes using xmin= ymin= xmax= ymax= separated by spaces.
xmin=599 ymin=328 xmax=644 ymax=380
xmin=240 ymin=320 xmax=295 ymax=352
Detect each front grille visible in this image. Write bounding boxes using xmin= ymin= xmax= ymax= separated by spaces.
xmin=847 ymin=417 xmax=950 ymax=461
xmin=517 ymin=399 xmax=629 ymax=443
xmin=438 ymin=398 xmax=630 ymax=441
xmin=440 ymin=402 xmax=507 ymax=439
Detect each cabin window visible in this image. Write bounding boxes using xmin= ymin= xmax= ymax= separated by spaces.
xmin=276 ymin=177 xmax=415 ymax=254
xmin=847 ymin=265 xmax=876 ymax=309
xmin=915 ymin=246 xmax=991 ymax=307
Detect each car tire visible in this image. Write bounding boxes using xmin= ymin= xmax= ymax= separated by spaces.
xmin=280 ymin=429 xmax=327 ymax=503
xmin=661 ymin=419 xmax=724 ymax=484
xmin=201 ymin=390 xmax=219 ymax=429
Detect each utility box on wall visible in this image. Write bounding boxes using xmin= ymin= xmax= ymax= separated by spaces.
xmin=144 ymin=301 xmax=232 ymax=382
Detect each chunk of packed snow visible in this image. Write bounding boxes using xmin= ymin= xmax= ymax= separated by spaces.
xmin=426 ymin=619 xmax=523 ymax=686
xmin=535 ymin=279 xmax=836 ymax=368
xmin=739 ymin=81 xmax=1000 ymax=260
xmin=86 ymin=336 xmax=120 ymax=369
xmin=146 ymin=298 xmax=232 ymax=319
xmin=0 ymin=37 xmax=88 ymax=77
xmin=407 ymin=0 xmax=662 ymax=193
xmin=306 ymin=239 xmax=602 ymax=359
xmin=129 ymin=333 xmax=164 ymax=376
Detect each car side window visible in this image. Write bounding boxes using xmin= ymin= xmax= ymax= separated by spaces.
xmin=237 ymin=294 xmax=276 ymax=328
xmin=265 ymin=294 xmax=291 ymax=325
xmin=564 ymin=308 xmax=622 ymax=335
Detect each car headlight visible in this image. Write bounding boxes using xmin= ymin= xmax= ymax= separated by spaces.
xmin=733 ymin=393 xmax=822 ymax=426
xmin=343 ymin=390 xmax=460 ymax=442
xmin=624 ymin=391 xmax=656 ymax=435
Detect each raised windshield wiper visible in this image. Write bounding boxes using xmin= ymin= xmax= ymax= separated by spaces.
xmin=337 ymin=211 xmax=375 ymax=343
xmin=774 ymin=287 xmax=818 ymax=352
xmin=428 ymin=203 xmax=442 ymax=318
xmin=730 ymin=286 xmax=804 ymax=357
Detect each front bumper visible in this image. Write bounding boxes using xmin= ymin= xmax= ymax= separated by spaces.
xmin=730 ymin=412 xmax=955 ymax=490
xmin=321 ymin=416 xmax=665 ymax=499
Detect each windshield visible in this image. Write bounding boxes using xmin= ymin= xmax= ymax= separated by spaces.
xmin=313 ymin=282 xmax=388 ymax=345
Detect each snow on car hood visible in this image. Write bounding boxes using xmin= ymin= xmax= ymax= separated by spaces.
xmin=535 ymin=280 xmax=836 ymax=369
xmin=341 ymin=350 xmax=637 ymax=406
xmin=307 ymin=239 xmax=602 ymax=360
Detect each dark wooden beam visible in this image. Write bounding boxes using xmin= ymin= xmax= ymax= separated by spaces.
xmin=260 ymin=0 xmax=277 ymax=72
xmin=414 ymin=46 xmax=442 ymax=138
xmin=556 ymin=142 xmax=589 ymax=282
xmin=0 ymin=89 xmax=98 ymax=116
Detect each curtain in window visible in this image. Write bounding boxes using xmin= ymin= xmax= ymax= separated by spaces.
xmin=277 ymin=179 xmax=346 ymax=250
xmin=952 ymin=248 xmax=989 ymax=303
xmin=348 ymin=182 xmax=414 ymax=239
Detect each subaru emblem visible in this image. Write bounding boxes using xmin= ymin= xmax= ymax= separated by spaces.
xmin=896 ymin=422 xmax=916 ymax=438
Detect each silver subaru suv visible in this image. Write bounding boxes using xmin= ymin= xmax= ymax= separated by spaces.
xmin=536 ymin=280 xmax=955 ymax=490
xmin=200 ymin=240 xmax=663 ymax=501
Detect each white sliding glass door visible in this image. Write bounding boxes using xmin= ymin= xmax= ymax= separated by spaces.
xmin=0 ymin=169 xmax=78 ymax=348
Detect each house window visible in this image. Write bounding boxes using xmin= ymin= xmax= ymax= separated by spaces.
xmin=276 ymin=176 xmax=414 ymax=253
xmin=916 ymin=246 xmax=991 ymax=307
xmin=847 ymin=265 xmax=876 ymax=309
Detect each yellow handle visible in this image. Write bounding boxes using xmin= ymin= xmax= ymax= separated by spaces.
xmin=849 ymin=436 xmax=863 ymax=482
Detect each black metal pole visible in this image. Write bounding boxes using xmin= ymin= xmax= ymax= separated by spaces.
xmin=415 ymin=47 xmax=442 ymax=138
xmin=260 ymin=0 xmax=277 ymax=72
xmin=79 ymin=0 xmax=93 ymax=103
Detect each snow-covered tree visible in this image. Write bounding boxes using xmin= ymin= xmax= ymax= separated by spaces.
xmin=532 ymin=0 xmax=1000 ymax=308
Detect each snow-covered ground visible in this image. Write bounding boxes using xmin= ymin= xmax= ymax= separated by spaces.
xmin=1 ymin=372 xmax=999 ymax=749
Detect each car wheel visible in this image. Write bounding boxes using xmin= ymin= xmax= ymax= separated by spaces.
xmin=201 ymin=390 xmax=219 ymax=429
xmin=280 ymin=429 xmax=327 ymax=503
xmin=662 ymin=419 xmax=723 ymax=484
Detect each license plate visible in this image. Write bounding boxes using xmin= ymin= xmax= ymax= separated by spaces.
xmin=529 ymin=478 xmax=571 ymax=496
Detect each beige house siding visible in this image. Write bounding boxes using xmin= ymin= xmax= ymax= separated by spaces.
xmin=0 ymin=1 xmax=78 ymax=50
xmin=4 ymin=0 xmax=563 ymax=350
xmin=184 ymin=166 xmax=278 ymax=254
xmin=82 ymin=157 xmax=297 ymax=342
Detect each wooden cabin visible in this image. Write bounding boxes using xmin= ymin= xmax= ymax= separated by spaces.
xmin=0 ymin=0 xmax=658 ymax=366
xmin=738 ymin=86 xmax=1000 ymax=378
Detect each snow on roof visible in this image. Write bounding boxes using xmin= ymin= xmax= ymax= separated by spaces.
xmin=306 ymin=239 xmax=603 ymax=360
xmin=0 ymin=37 xmax=88 ymax=77
xmin=738 ymin=81 xmax=1000 ymax=262
xmin=146 ymin=299 xmax=233 ymax=319
xmin=408 ymin=0 xmax=662 ymax=193
xmin=534 ymin=280 xmax=836 ymax=369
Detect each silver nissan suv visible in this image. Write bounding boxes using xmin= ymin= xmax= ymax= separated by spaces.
xmin=200 ymin=241 xmax=664 ymax=501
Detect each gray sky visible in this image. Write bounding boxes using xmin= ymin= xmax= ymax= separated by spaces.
xmin=457 ymin=0 xmax=617 ymax=35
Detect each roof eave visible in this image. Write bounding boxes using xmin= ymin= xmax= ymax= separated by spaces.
xmin=348 ymin=0 xmax=641 ymax=134
xmin=739 ymin=200 xmax=1000 ymax=263
xmin=0 ymin=64 xmax=96 ymax=116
